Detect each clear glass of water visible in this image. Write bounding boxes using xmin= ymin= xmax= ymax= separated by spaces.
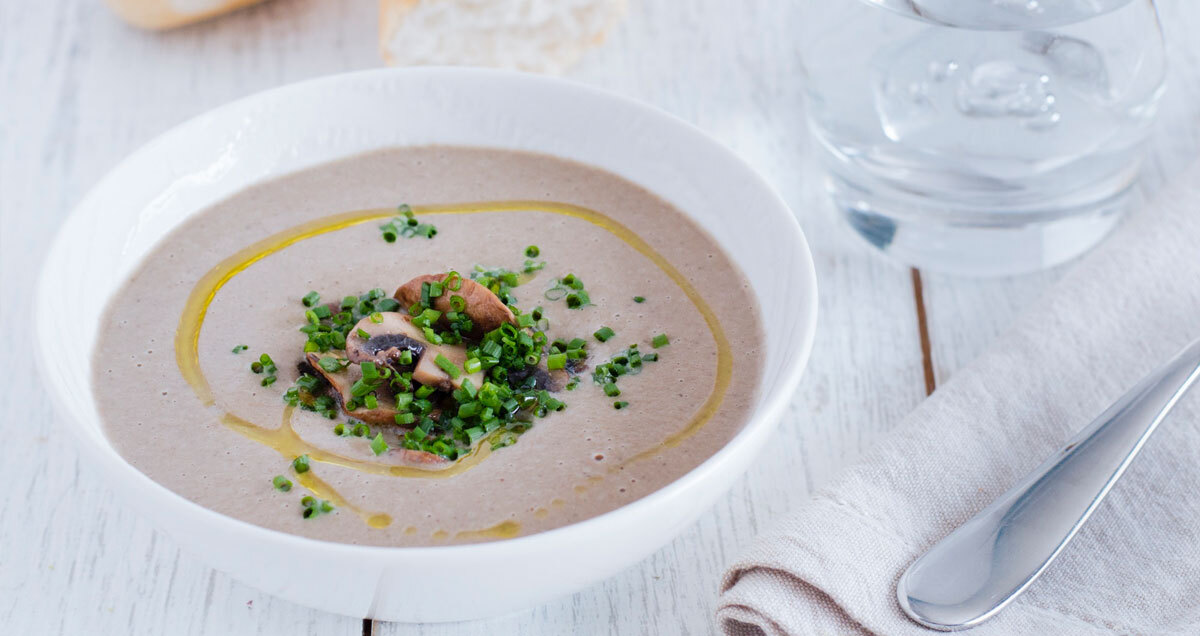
xmin=801 ymin=0 xmax=1165 ymax=275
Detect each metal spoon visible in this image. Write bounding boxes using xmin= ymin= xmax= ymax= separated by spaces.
xmin=897 ymin=337 xmax=1200 ymax=631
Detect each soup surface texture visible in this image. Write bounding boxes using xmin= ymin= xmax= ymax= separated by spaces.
xmin=94 ymin=146 xmax=764 ymax=546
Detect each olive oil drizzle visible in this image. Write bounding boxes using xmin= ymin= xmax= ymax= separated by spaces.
xmin=174 ymin=201 xmax=733 ymax=532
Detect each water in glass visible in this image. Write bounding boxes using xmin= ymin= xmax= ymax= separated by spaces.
xmin=802 ymin=0 xmax=1165 ymax=275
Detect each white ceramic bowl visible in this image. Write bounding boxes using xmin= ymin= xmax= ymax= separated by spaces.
xmin=36 ymin=68 xmax=817 ymax=622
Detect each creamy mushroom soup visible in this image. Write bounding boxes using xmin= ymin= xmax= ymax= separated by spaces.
xmin=94 ymin=147 xmax=764 ymax=546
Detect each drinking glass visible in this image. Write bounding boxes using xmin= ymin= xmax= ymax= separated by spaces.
xmin=801 ymin=0 xmax=1165 ymax=275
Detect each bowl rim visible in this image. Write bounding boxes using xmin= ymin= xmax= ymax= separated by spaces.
xmin=35 ymin=66 xmax=818 ymax=559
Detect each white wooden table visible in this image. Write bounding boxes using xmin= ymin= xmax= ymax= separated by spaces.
xmin=4 ymin=2 xmax=1199 ymax=634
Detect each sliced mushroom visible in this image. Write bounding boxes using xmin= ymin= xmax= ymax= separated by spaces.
xmin=305 ymin=351 xmax=399 ymax=426
xmin=345 ymin=312 xmax=426 ymax=367
xmin=394 ymin=273 xmax=515 ymax=336
xmin=344 ymin=312 xmax=485 ymax=392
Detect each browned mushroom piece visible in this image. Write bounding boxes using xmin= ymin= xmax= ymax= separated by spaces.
xmin=344 ymin=312 xmax=485 ymax=392
xmin=389 ymin=447 xmax=452 ymax=468
xmin=394 ymin=273 xmax=515 ymax=336
xmin=304 ymin=351 xmax=399 ymax=426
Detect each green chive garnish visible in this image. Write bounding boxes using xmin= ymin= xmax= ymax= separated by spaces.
xmin=525 ymin=245 xmax=540 ymax=258
xmin=370 ymin=432 xmax=389 ymax=456
xmin=301 ymin=496 xmax=334 ymax=519
xmin=603 ymin=383 xmax=621 ymax=397
xmin=633 ymin=296 xmax=645 ymax=303
xmin=301 ymin=291 xmax=321 ymax=307
xmin=292 ymin=455 xmax=310 ymax=474
xmin=651 ymin=333 xmax=670 ymax=348
xmin=272 ymin=475 xmax=292 ymax=491
xmin=356 ymin=328 xmax=371 ymax=339
xmin=594 ymin=326 xmax=615 ymax=342
xmin=231 ymin=344 xmax=248 ymax=354
xmin=613 ymin=401 xmax=629 ymax=410
xmin=317 ymin=357 xmax=343 ymax=373
xmin=434 ymin=354 xmax=461 ymax=379
xmin=547 ymin=353 xmax=567 ymax=370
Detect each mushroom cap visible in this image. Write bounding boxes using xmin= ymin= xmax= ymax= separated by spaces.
xmin=394 ymin=273 xmax=515 ymax=336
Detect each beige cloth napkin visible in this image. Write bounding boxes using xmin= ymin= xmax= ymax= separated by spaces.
xmin=717 ymin=168 xmax=1200 ymax=635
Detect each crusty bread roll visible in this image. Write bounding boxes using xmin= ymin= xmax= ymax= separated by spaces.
xmin=379 ymin=0 xmax=628 ymax=75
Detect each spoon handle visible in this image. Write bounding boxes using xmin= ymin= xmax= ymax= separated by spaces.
xmin=897 ymin=337 xmax=1200 ymax=631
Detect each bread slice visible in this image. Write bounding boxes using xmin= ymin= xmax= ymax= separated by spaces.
xmin=379 ymin=0 xmax=628 ymax=75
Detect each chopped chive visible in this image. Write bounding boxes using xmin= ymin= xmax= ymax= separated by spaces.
xmin=547 ymin=353 xmax=567 ymax=370
xmin=633 ymin=296 xmax=646 ymax=303
xmin=261 ymin=376 xmax=277 ymax=387
xmin=300 ymin=496 xmax=333 ymax=519
xmin=463 ymin=357 xmax=482 ymax=374
xmin=272 ymin=475 xmax=292 ymax=491
xmin=231 ymin=344 xmax=248 ymax=354
xmin=434 ymin=354 xmax=461 ymax=379
xmin=613 ymin=401 xmax=629 ymax=410
xmin=643 ymin=352 xmax=659 ymax=362
xmin=356 ymin=328 xmax=371 ymax=339
xmin=301 ymin=291 xmax=321 ymax=307
xmin=250 ymin=361 xmax=264 ymax=374
xmin=352 ymin=422 xmax=370 ymax=437
xmin=651 ymin=333 xmax=670 ymax=348
xmin=449 ymin=295 xmax=466 ymax=312
xmin=317 ymin=357 xmax=344 ymax=373
xmin=415 ymin=385 xmax=435 ymax=399
xmin=593 ymin=326 xmax=615 ymax=342
xmin=370 ymin=432 xmax=389 ymax=456
xmin=525 ymin=245 xmax=540 ymax=258
xmin=603 ymin=383 xmax=621 ymax=397
xmin=363 ymin=394 xmax=378 ymax=409
xmin=369 ymin=312 xmax=384 ymax=324
xmin=292 ymin=455 xmax=310 ymax=473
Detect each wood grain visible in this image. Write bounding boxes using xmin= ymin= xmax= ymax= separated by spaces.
xmin=2 ymin=0 xmax=1197 ymax=634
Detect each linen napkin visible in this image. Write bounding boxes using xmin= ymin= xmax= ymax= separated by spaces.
xmin=717 ymin=166 xmax=1200 ymax=636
